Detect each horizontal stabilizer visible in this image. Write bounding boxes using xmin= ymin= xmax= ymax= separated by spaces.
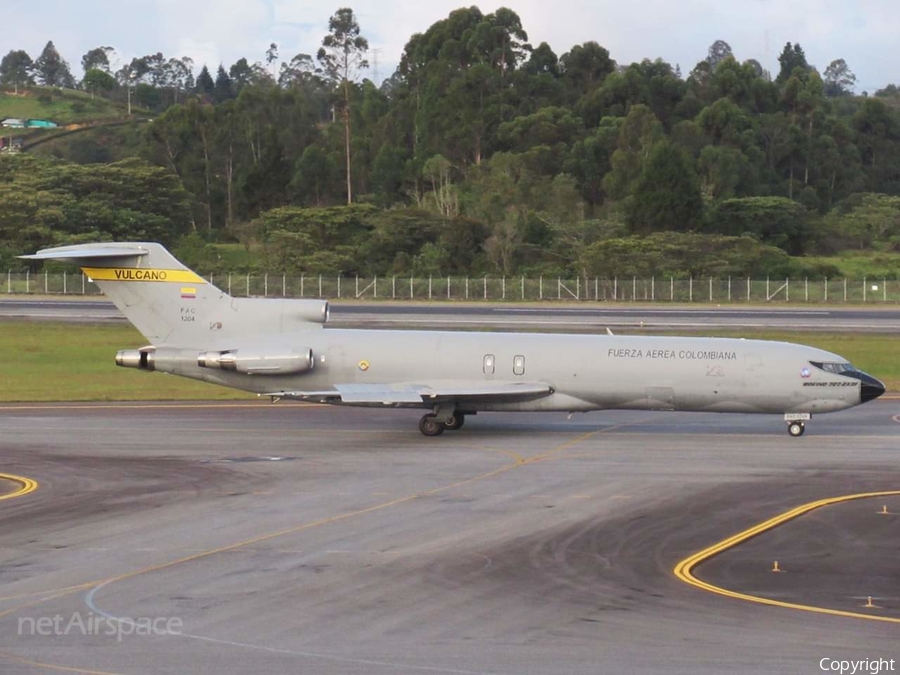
xmin=20 ymin=246 xmax=150 ymax=262
xmin=265 ymin=382 xmax=553 ymax=406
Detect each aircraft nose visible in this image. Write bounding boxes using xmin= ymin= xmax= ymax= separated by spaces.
xmin=859 ymin=373 xmax=886 ymax=403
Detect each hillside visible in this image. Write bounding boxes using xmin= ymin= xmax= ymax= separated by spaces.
xmin=0 ymin=86 xmax=131 ymax=125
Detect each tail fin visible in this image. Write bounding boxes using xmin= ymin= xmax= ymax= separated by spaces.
xmin=21 ymin=242 xmax=328 ymax=346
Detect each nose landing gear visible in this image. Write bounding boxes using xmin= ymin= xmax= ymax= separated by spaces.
xmin=784 ymin=413 xmax=811 ymax=437
xmin=788 ymin=421 xmax=805 ymax=437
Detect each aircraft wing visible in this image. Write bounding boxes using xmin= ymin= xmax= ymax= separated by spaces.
xmin=266 ymin=382 xmax=553 ymax=405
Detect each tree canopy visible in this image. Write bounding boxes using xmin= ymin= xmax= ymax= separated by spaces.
xmin=6 ymin=14 xmax=900 ymax=278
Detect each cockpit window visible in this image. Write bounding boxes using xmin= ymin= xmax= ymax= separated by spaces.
xmin=809 ymin=361 xmax=857 ymax=375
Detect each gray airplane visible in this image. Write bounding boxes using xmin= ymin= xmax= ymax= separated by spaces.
xmin=23 ymin=242 xmax=885 ymax=437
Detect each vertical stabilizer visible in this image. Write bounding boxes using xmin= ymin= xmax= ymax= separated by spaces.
xmin=21 ymin=242 xmax=233 ymax=344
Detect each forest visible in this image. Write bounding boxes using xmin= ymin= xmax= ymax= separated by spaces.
xmin=4 ymin=6 xmax=900 ymax=279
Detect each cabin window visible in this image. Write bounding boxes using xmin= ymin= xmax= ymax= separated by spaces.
xmin=513 ymin=355 xmax=525 ymax=376
xmin=483 ymin=354 xmax=495 ymax=374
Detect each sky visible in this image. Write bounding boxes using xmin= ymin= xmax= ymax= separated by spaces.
xmin=3 ymin=0 xmax=899 ymax=93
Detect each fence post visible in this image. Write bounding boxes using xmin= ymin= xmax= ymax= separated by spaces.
xmin=26 ymin=269 xmax=29 ymax=294
xmin=246 ymin=274 xmax=250 ymax=297
xmin=824 ymin=277 xmax=828 ymax=302
xmin=670 ymin=277 xmax=673 ymax=301
xmin=863 ymin=277 xmax=867 ymax=302
xmin=264 ymin=273 xmax=268 ymax=297
xmin=746 ymin=277 xmax=750 ymax=302
xmin=82 ymin=272 xmax=86 ymax=294
xmin=318 ymin=275 xmax=322 ymax=298
xmin=502 ymin=276 xmax=506 ymax=300
xmin=558 ymin=278 xmax=561 ymax=300
xmin=448 ymin=276 xmax=451 ymax=300
xmin=539 ymin=276 xmax=543 ymax=300
xmin=709 ymin=277 xmax=712 ymax=302
xmin=282 ymin=274 xmax=286 ymax=297
xmin=300 ymin=275 xmax=304 ymax=297
xmin=429 ymin=275 xmax=432 ymax=300
xmin=355 ymin=275 xmax=359 ymax=297
xmin=786 ymin=278 xmax=789 ymax=302
xmin=375 ymin=276 xmax=378 ymax=299
xmin=44 ymin=270 xmax=48 ymax=294
xmin=577 ymin=277 xmax=580 ymax=300
xmin=805 ymin=278 xmax=808 ymax=302
xmin=651 ymin=277 xmax=655 ymax=301
xmin=483 ymin=276 xmax=487 ymax=300
xmin=614 ymin=277 xmax=618 ymax=301
xmin=727 ymin=276 xmax=731 ymax=302
xmin=6 ymin=270 xmax=9 ymax=294
xmin=392 ymin=276 xmax=396 ymax=299
xmin=884 ymin=279 xmax=887 ymax=303
xmin=63 ymin=271 xmax=66 ymax=294
xmin=595 ymin=277 xmax=599 ymax=301
xmin=766 ymin=276 xmax=769 ymax=301
xmin=465 ymin=276 xmax=469 ymax=299
xmin=521 ymin=275 xmax=524 ymax=300
xmin=843 ymin=278 xmax=847 ymax=303
xmin=410 ymin=276 xmax=414 ymax=299
xmin=689 ymin=277 xmax=693 ymax=302
xmin=338 ymin=276 xmax=342 ymax=298
xmin=228 ymin=274 xmax=232 ymax=295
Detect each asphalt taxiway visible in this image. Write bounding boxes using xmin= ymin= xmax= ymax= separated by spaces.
xmin=5 ymin=298 xmax=900 ymax=331
xmin=1 ymin=402 xmax=899 ymax=674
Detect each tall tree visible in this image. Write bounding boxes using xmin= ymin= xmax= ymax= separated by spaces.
xmin=266 ymin=43 xmax=279 ymax=78
xmin=823 ymin=58 xmax=856 ymax=97
xmin=34 ymin=41 xmax=75 ymax=88
xmin=0 ymin=50 xmax=34 ymax=93
xmin=627 ymin=141 xmax=702 ymax=234
xmin=195 ymin=65 xmax=215 ymax=96
xmin=776 ymin=42 xmax=808 ymax=84
xmin=706 ymin=40 xmax=733 ymax=71
xmin=318 ymin=7 xmax=369 ymax=204
xmin=81 ymin=46 xmax=113 ymax=73
xmin=214 ymin=65 xmax=233 ymax=103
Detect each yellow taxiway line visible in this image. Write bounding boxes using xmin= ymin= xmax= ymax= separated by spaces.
xmin=674 ymin=490 xmax=900 ymax=624
xmin=0 ymin=473 xmax=38 ymax=502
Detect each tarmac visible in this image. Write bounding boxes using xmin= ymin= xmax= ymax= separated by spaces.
xmin=1 ymin=401 xmax=899 ymax=674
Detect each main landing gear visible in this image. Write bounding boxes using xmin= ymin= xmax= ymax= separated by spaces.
xmin=784 ymin=413 xmax=811 ymax=437
xmin=418 ymin=410 xmax=467 ymax=436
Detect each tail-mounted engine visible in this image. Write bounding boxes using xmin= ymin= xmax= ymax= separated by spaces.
xmin=116 ymin=346 xmax=315 ymax=376
xmin=197 ymin=348 xmax=314 ymax=375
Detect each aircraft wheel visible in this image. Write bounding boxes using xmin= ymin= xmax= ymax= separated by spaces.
xmin=419 ymin=414 xmax=445 ymax=437
xmin=788 ymin=422 xmax=805 ymax=437
xmin=443 ymin=414 xmax=465 ymax=431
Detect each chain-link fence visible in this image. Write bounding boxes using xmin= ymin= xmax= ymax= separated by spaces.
xmin=5 ymin=271 xmax=900 ymax=303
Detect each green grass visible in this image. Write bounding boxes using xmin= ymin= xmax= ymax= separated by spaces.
xmin=0 ymin=87 xmax=129 ymax=125
xmin=0 ymin=322 xmax=249 ymax=401
xmin=0 ymin=322 xmax=896 ymax=401
xmin=802 ymin=251 xmax=900 ymax=279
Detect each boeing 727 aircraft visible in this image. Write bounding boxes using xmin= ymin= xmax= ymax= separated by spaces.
xmin=23 ymin=242 xmax=885 ymax=436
